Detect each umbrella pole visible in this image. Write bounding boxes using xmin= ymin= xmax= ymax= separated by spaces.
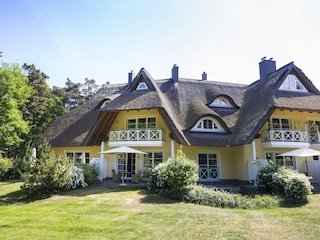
xmin=305 ymin=157 xmax=309 ymax=176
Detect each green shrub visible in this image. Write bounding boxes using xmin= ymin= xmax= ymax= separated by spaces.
xmin=151 ymin=146 xmax=198 ymax=196
xmin=0 ymin=156 xmax=13 ymax=180
xmin=21 ymin=142 xmax=72 ymax=195
xmin=256 ymin=162 xmax=281 ymax=194
xmin=78 ymin=163 xmax=100 ymax=185
xmin=183 ymin=185 xmax=279 ymax=209
xmin=256 ymin=163 xmax=313 ymax=203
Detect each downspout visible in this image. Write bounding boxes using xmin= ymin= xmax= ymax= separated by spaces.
xmin=100 ymin=141 xmax=106 ymax=179
xmin=170 ymin=139 xmax=175 ymax=157
xmin=251 ymin=140 xmax=256 ymax=160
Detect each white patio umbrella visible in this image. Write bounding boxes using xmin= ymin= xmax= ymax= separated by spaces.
xmin=277 ymin=147 xmax=320 ymax=173
xmin=100 ymin=146 xmax=147 ymax=155
xmin=100 ymin=146 xmax=147 ymax=185
xmin=277 ymin=147 xmax=320 ymax=157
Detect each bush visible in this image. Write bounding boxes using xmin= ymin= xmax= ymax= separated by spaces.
xmin=21 ymin=142 xmax=72 ymax=195
xmin=256 ymin=163 xmax=313 ymax=203
xmin=183 ymin=185 xmax=279 ymax=209
xmin=78 ymin=163 xmax=100 ymax=185
xmin=0 ymin=156 xmax=13 ymax=180
xmin=66 ymin=165 xmax=87 ymax=189
xmin=151 ymin=146 xmax=198 ymax=196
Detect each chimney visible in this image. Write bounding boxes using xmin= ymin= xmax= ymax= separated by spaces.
xmin=259 ymin=57 xmax=276 ymax=80
xmin=128 ymin=70 xmax=133 ymax=85
xmin=202 ymin=72 xmax=207 ymax=81
xmin=171 ymin=64 xmax=179 ymax=82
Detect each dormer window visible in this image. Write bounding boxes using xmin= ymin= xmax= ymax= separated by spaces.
xmin=209 ymin=96 xmax=233 ymax=108
xmin=136 ymin=82 xmax=148 ymax=90
xmin=99 ymin=99 xmax=111 ymax=109
xmin=279 ymin=74 xmax=307 ymax=92
xmin=190 ymin=117 xmax=225 ymax=133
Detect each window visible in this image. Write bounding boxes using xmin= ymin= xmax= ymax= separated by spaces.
xmin=191 ymin=117 xmax=225 ymax=132
xmin=270 ymin=117 xmax=291 ymax=129
xmin=198 ymin=152 xmax=219 ymax=180
xmin=116 ymin=153 xmax=136 ymax=173
xmin=136 ymin=82 xmax=148 ymax=90
xmin=266 ymin=152 xmax=296 ymax=170
xmin=143 ymin=152 xmax=163 ymax=169
xmin=66 ymin=152 xmax=90 ymax=164
xmin=308 ymin=120 xmax=320 ymax=143
xmin=279 ymin=74 xmax=307 ymax=92
xmin=127 ymin=117 xmax=156 ymax=129
xmin=100 ymin=99 xmax=111 ymax=109
xmin=209 ymin=96 xmax=233 ymax=108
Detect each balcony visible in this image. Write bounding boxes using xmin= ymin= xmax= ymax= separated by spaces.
xmin=108 ymin=129 xmax=164 ymax=147
xmin=261 ymin=129 xmax=310 ymax=148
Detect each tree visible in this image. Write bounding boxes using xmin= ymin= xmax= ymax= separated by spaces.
xmin=21 ymin=141 xmax=72 ymax=195
xmin=81 ymin=78 xmax=99 ymax=103
xmin=52 ymin=77 xmax=99 ymax=112
xmin=20 ymin=64 xmax=65 ymax=150
xmin=0 ymin=62 xmax=32 ymax=156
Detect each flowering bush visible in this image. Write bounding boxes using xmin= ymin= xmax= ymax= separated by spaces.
xmin=151 ymin=146 xmax=198 ymax=197
xmin=66 ymin=165 xmax=88 ymax=189
xmin=256 ymin=163 xmax=313 ymax=203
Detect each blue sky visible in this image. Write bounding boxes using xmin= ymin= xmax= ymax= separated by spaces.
xmin=2 ymin=0 xmax=320 ymax=88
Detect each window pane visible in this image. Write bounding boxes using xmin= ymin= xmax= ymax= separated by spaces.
xmin=147 ymin=118 xmax=156 ymax=128
xmin=154 ymin=152 xmax=163 ymax=166
xmin=138 ymin=118 xmax=146 ymax=129
xmin=199 ymin=154 xmax=207 ymax=165
xmin=85 ymin=153 xmax=90 ymax=164
xmin=128 ymin=119 xmax=136 ymax=129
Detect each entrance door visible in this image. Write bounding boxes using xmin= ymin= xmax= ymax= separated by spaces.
xmin=198 ymin=153 xmax=219 ymax=181
xmin=117 ymin=153 xmax=136 ymax=174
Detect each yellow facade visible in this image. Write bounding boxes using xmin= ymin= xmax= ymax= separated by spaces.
xmin=50 ymin=107 xmax=320 ymax=182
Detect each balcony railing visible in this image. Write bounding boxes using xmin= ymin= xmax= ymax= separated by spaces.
xmin=109 ymin=129 xmax=164 ymax=146
xmin=261 ymin=129 xmax=308 ymax=143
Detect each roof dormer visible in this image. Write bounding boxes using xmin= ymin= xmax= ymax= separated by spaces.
xmin=209 ymin=95 xmax=237 ymax=108
xmin=279 ymin=74 xmax=308 ymax=92
xmin=190 ymin=117 xmax=226 ymax=133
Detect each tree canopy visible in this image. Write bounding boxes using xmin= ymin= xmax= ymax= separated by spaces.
xmin=0 ymin=62 xmax=32 ymax=153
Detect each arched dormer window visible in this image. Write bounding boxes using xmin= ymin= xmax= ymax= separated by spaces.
xmin=99 ymin=99 xmax=111 ymax=109
xmin=190 ymin=117 xmax=225 ymax=133
xmin=209 ymin=96 xmax=233 ymax=108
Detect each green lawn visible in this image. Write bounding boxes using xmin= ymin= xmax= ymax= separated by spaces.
xmin=1 ymin=181 xmax=320 ymax=240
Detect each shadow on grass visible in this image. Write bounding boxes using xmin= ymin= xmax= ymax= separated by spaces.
xmin=0 ymin=187 xmax=51 ymax=205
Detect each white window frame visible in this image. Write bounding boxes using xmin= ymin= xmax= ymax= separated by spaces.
xmin=269 ymin=116 xmax=292 ymax=129
xmin=266 ymin=152 xmax=296 ymax=170
xmin=279 ymin=74 xmax=308 ymax=92
xmin=143 ymin=152 xmax=163 ymax=169
xmin=66 ymin=152 xmax=90 ymax=164
xmin=209 ymin=96 xmax=233 ymax=108
xmin=136 ymin=82 xmax=148 ymax=90
xmin=190 ymin=117 xmax=225 ymax=132
xmin=198 ymin=151 xmax=220 ymax=180
xmin=126 ymin=116 xmax=157 ymax=129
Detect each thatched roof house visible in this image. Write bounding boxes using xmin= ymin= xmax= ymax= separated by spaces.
xmin=39 ymin=59 xmax=320 ymax=148
xmin=37 ymin=58 xmax=320 ymax=183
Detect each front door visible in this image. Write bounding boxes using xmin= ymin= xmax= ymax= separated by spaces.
xmin=198 ymin=153 xmax=219 ymax=181
xmin=117 ymin=153 xmax=136 ymax=174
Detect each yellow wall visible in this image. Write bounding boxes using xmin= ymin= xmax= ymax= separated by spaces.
xmin=47 ymin=104 xmax=320 ymax=182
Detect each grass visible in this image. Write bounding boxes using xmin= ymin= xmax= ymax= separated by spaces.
xmin=1 ymin=181 xmax=320 ymax=240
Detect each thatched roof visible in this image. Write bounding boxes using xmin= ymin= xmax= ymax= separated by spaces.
xmin=38 ymin=62 xmax=320 ymax=147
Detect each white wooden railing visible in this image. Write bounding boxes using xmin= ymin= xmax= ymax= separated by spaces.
xmin=109 ymin=129 xmax=163 ymax=142
xmin=261 ymin=129 xmax=308 ymax=142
